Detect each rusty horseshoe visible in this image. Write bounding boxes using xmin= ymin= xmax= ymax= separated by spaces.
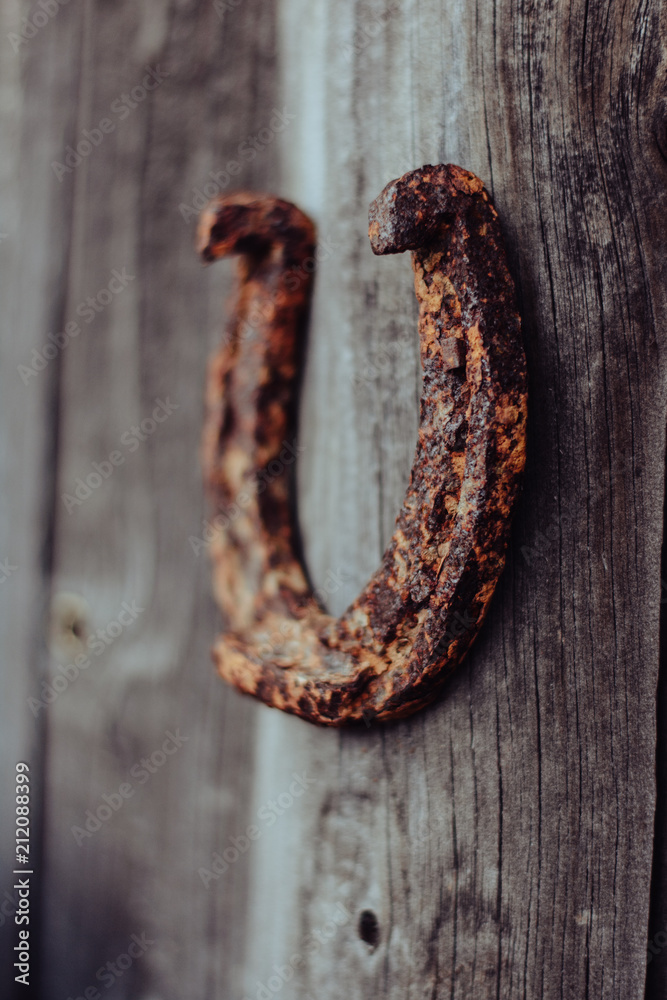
xmin=196 ymin=164 xmax=527 ymax=726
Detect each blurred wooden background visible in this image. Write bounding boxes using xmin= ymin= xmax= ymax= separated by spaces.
xmin=2 ymin=1 xmax=667 ymax=998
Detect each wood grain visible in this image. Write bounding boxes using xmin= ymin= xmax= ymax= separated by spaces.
xmin=0 ymin=0 xmax=84 ymax=990
xmin=247 ymin=1 xmax=667 ymax=998
xmin=5 ymin=1 xmax=279 ymax=997
xmin=2 ymin=0 xmax=666 ymax=998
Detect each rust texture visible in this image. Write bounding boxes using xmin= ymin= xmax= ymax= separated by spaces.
xmin=197 ymin=165 xmax=528 ymax=726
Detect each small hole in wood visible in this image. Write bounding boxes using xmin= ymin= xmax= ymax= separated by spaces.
xmin=358 ymin=909 xmax=380 ymax=948
xmin=48 ymin=591 xmax=90 ymax=661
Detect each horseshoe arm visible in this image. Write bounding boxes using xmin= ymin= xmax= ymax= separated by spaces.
xmin=198 ymin=165 xmax=527 ymax=726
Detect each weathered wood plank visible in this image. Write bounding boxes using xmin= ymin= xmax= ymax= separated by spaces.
xmin=240 ymin=1 xmax=667 ymax=998
xmin=0 ymin=1 xmax=85 ymax=992
xmin=647 ymin=472 xmax=667 ymax=992
xmin=5 ymin=0 xmax=667 ymax=997
xmin=34 ymin=1 xmax=281 ymax=997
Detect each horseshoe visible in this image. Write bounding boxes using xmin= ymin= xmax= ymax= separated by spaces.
xmin=197 ymin=164 xmax=527 ymax=726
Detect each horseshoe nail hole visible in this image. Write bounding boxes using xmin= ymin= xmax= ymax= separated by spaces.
xmin=358 ymin=909 xmax=380 ymax=949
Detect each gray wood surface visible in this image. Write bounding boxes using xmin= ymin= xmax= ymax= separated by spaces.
xmin=2 ymin=1 xmax=667 ymax=998
xmin=0 ymin=0 xmax=62 ymax=986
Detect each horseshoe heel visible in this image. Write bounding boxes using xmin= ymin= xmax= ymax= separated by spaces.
xmin=197 ymin=165 xmax=527 ymax=726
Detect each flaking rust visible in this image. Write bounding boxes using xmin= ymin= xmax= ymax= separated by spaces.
xmin=197 ymin=165 xmax=527 ymax=726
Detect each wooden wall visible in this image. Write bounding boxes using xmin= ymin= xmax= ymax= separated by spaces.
xmin=2 ymin=1 xmax=667 ymax=998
